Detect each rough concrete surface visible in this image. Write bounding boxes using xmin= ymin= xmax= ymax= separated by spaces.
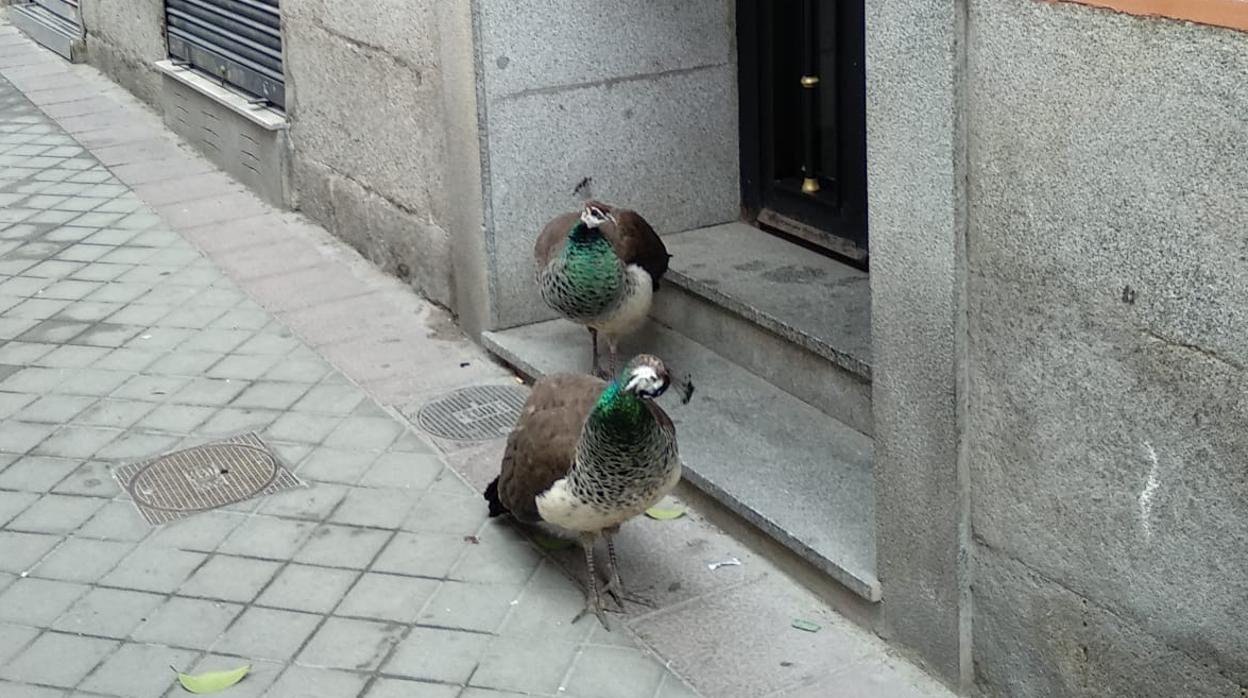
xmin=78 ymin=0 xmax=163 ymax=107
xmin=0 ymin=22 xmax=956 ymax=698
xmin=966 ymin=0 xmax=1248 ymax=694
xmin=863 ymin=0 xmax=968 ymax=685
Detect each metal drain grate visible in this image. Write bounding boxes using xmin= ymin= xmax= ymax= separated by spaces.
xmin=114 ymin=432 xmax=303 ymax=525
xmin=415 ymin=384 xmax=529 ymax=441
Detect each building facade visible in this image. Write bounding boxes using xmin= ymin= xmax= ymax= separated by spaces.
xmin=10 ymin=0 xmax=1247 ymax=695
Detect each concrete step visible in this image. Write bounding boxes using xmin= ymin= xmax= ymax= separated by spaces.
xmin=656 ymin=223 xmax=874 ymax=435
xmin=483 ymin=318 xmax=881 ymax=602
xmin=8 ymin=2 xmax=83 ymax=62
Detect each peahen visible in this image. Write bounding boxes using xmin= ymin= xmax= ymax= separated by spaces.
xmin=483 ymin=354 xmax=691 ymax=628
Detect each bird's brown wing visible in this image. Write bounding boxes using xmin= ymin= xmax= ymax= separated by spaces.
xmin=590 ymin=201 xmax=670 ymax=290
xmin=498 ymin=373 xmax=605 ymax=523
xmin=534 ymin=211 xmax=580 ymax=269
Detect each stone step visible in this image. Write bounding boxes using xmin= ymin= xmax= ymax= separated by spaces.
xmin=656 ymin=222 xmax=874 ymax=435
xmin=482 ymin=318 xmax=881 ymax=602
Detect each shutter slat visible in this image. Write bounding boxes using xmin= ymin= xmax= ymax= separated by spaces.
xmin=165 ymin=0 xmax=285 ymax=108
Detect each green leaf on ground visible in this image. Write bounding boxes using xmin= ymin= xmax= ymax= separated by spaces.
xmin=791 ymin=619 xmax=822 ymax=633
xmin=175 ymin=664 xmax=251 ymax=694
xmin=533 ymin=533 xmax=575 ymax=550
xmin=645 ymin=505 xmax=686 ymax=521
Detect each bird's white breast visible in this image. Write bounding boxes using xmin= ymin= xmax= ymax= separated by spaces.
xmin=593 ymin=265 xmax=653 ymax=337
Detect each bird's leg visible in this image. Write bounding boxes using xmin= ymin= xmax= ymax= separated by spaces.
xmin=588 ymin=328 xmax=608 ymax=379
xmin=601 ymin=528 xmax=655 ymax=611
xmin=571 ymin=533 xmax=611 ymax=630
xmin=606 ymin=337 xmax=620 ymax=378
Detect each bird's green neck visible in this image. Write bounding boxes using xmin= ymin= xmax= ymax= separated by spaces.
xmin=561 ymin=222 xmax=619 ymax=287
xmin=588 ymin=382 xmax=650 ymax=437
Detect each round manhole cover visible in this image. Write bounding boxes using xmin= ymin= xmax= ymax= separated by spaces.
xmin=128 ymin=443 xmax=279 ymax=513
xmin=416 ymin=384 xmax=529 ymax=441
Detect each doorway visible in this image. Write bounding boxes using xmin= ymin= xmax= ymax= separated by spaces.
xmin=737 ymin=0 xmax=868 ymax=264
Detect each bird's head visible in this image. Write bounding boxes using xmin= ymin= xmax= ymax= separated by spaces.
xmin=619 ymin=355 xmax=695 ymax=404
xmin=579 ymin=202 xmax=614 ymax=229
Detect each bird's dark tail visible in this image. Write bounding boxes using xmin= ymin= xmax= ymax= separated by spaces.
xmin=484 ymin=477 xmax=506 ymax=518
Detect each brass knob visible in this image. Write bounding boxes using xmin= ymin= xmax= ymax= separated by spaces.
xmin=800 ymin=75 xmax=820 ymax=88
xmin=802 ymin=177 xmax=820 ymax=194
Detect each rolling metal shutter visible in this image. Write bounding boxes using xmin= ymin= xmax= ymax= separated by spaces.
xmin=32 ymin=0 xmax=79 ymax=24
xmin=165 ymin=0 xmax=285 ymax=109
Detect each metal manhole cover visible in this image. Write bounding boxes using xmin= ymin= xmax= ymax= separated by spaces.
xmin=113 ymin=432 xmax=303 ymax=525
xmin=415 ymin=384 xmax=529 ymax=441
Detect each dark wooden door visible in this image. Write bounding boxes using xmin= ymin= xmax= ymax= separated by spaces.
xmin=738 ymin=0 xmax=868 ymax=264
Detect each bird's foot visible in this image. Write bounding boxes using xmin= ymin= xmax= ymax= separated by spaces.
xmin=603 ymin=583 xmax=654 ymax=612
xmin=591 ymin=365 xmax=612 ymax=380
xmin=572 ymin=598 xmax=613 ymax=631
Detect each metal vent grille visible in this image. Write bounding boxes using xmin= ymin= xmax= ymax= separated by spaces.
xmin=415 ymin=384 xmax=529 ymax=442
xmin=114 ymin=432 xmax=302 ymax=525
xmin=165 ymin=0 xmax=285 ymax=108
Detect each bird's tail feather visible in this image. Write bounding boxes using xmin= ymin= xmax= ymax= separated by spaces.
xmin=483 ymin=477 xmax=506 ymax=518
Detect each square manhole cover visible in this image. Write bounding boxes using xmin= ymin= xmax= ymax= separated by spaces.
xmin=114 ymin=432 xmax=303 ymax=525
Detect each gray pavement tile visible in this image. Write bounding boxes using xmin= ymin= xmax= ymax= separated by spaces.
xmin=91 ymin=347 xmax=160 ymax=372
xmin=0 ymin=624 xmax=40 ymax=667
xmin=499 ymin=581 xmax=595 ymax=645
xmin=170 ymin=377 xmax=248 ymax=407
xmin=256 ymin=563 xmax=358 ymax=614
xmin=204 ymin=354 xmax=280 ymax=382
xmin=266 ymin=665 xmax=369 ymax=698
xmin=0 ymin=318 xmax=40 ymax=341
xmin=122 ymin=326 xmax=192 ymax=351
xmin=72 ymin=322 xmax=143 ymax=348
xmin=233 ymin=331 xmax=302 ymax=357
xmin=290 ymin=382 xmax=365 ymax=416
xmin=145 ymin=350 xmax=225 ymax=376
xmin=6 ymin=493 xmax=106 ymax=534
xmin=256 ymin=483 xmax=346 ymax=521
xmin=52 ymin=368 xmax=132 ymax=396
xmin=79 ymin=642 xmax=195 ymax=697
xmin=70 ymin=261 xmax=131 ymax=282
xmin=105 ymin=303 xmax=169 ymax=326
xmin=365 ymin=678 xmax=460 ymax=698
xmin=145 ymin=511 xmax=246 ymax=552
xmin=448 ymin=526 xmax=541 ymax=587
xmin=178 ymin=328 xmax=253 ymax=354
xmin=130 ymin=597 xmax=242 ymax=650
xmin=329 ymin=487 xmax=415 ymax=530
xmin=401 ymin=491 xmax=487 ymax=537
xmin=75 ymin=398 xmax=157 ymax=429
xmin=33 ymin=343 xmax=110 ymax=367
xmin=372 ymin=532 xmax=469 ymax=580
xmin=358 ymin=451 xmax=444 ymax=491
xmin=53 ymin=587 xmax=165 ymax=638
xmin=197 ymin=407 xmax=281 ymax=437
xmin=85 ymin=281 xmax=148 ymax=304
xmin=295 ymin=447 xmax=379 ymax=485
xmin=292 ymin=524 xmax=391 ymax=570
xmin=0 ymin=341 xmax=56 ymax=364
xmin=94 ymin=431 xmax=179 ymax=462
xmin=177 ymin=554 xmax=281 ymax=603
xmin=335 ymin=573 xmax=438 ymax=623
xmin=5 ymin=297 xmax=72 ymax=320
xmin=262 ymin=411 xmax=344 ymax=446
xmin=420 ymin=580 xmax=523 ymax=634
xmin=213 ymin=606 xmax=321 ymax=661
xmin=31 ymin=425 xmax=122 ymax=459
xmin=471 ymin=635 xmax=581 ymax=696
xmin=0 ymin=632 xmax=118 ymax=688
xmin=31 ymin=537 xmax=135 ymax=583
xmin=182 ymin=654 xmax=282 ymax=698
xmin=262 ymin=357 xmax=332 ymax=383
xmin=52 ymin=460 xmax=122 ymax=498
xmin=0 ymin=681 xmax=62 ymax=698
xmin=16 ymin=318 xmax=89 ymax=343
xmin=654 ymin=675 xmax=702 ymax=698
xmin=0 ymin=531 xmax=60 ymax=573
xmin=1 ymin=367 xmax=68 ymax=393
xmin=100 ymin=546 xmax=206 ymax=593
xmin=39 ymin=278 xmax=103 ymax=300
xmin=0 ymin=490 xmax=37 ymax=527
xmin=230 ymin=381 xmax=310 ymax=411
xmin=216 ymin=516 xmax=315 ymax=560
xmin=133 ymin=403 xmax=215 ymax=433
xmin=77 ymin=501 xmax=152 ymax=542
xmin=156 ymin=305 xmax=227 ymax=329
xmin=113 ymin=375 xmax=189 ymax=402
xmin=0 ymin=393 xmax=36 ymax=420
xmin=322 ymin=416 xmax=405 ymax=452
xmin=0 ymin=455 xmax=81 ymax=492
xmin=564 ymin=646 xmax=667 ymax=698
xmin=298 ymin=617 xmax=404 ymax=671
xmin=384 ymin=626 xmax=490 ymax=684
xmin=12 ymin=393 xmax=97 ymax=423
xmin=0 ymin=577 xmax=89 ymax=625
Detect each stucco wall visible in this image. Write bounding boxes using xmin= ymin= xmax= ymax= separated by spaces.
xmin=965 ymin=1 xmax=1248 ymax=696
xmin=283 ymin=0 xmax=455 ymax=307
xmin=475 ymin=0 xmax=741 ymax=330
xmin=79 ymin=0 xmax=164 ymax=106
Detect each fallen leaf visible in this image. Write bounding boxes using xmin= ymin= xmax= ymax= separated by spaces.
xmin=645 ymin=505 xmax=686 ymax=521
xmin=534 ymin=533 xmax=575 ymax=550
xmin=175 ymin=664 xmax=251 ymax=694
xmin=791 ymin=619 xmax=821 ymax=633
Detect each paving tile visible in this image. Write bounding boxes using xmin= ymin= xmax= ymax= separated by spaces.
xmin=0 ymin=341 xmax=56 ymax=365
xmin=214 ymin=606 xmax=321 ymax=661
xmin=11 ymin=393 xmax=96 ymax=423
xmin=0 ymin=490 xmax=37 ymax=527
xmin=359 ymin=451 xmax=444 ymax=490
xmin=0 ymin=531 xmax=61 ymax=573
xmin=31 ymin=537 xmax=135 ymax=583
xmin=256 ymin=564 xmax=358 ymax=614
xmin=0 ymin=392 xmax=36 ymax=420
xmin=0 ymin=624 xmax=40 ymax=667
xmin=130 ymin=596 xmax=242 ymax=649
xmin=0 ymin=455 xmax=81 ymax=492
xmin=197 ymin=407 xmax=281 ymax=436
xmin=263 ymin=357 xmax=331 ymax=383
xmin=330 ymin=487 xmax=415 ymax=530
xmin=0 ymin=577 xmax=88 ymax=625
xmin=217 ymin=516 xmax=315 ymax=560
xmin=230 ymin=380 xmax=310 ymax=410
xmin=292 ymin=524 xmax=391 ymax=569
xmin=654 ymin=674 xmax=702 ymax=698
xmin=170 ymin=377 xmax=248 ymax=406
xmin=472 ymin=635 xmax=581 ymax=696
xmin=52 ymin=586 xmax=164 ymax=638
xmin=79 ymin=642 xmax=196 ymax=698
xmin=0 ymin=632 xmax=118 ymax=688
xmin=499 ymin=580 xmax=596 ymax=644
xmin=31 ymin=424 xmax=121 ymax=459
xmin=145 ymin=511 xmax=245 ymax=552
xmin=384 ymin=626 xmax=490 ymax=684
xmin=178 ymin=554 xmax=281 ymax=603
xmin=16 ymin=318 xmax=90 ymax=343
xmin=266 ymin=665 xmax=370 ymax=698
xmin=322 ymin=415 xmax=405 ymax=451
xmin=133 ymin=403 xmax=215 ymax=433
xmin=6 ymin=493 xmax=106 ymax=534
xmin=365 ymin=678 xmax=460 ymax=698
xmin=295 ymin=447 xmax=379 ymax=485
xmin=402 ymin=490 xmax=488 ymax=536
xmin=77 ymin=500 xmax=152 ymax=541
xmin=291 ymin=382 xmax=365 ymax=415
xmin=1 ymin=367 xmax=66 ymax=394
xmin=34 ymin=343 xmax=110 ymax=367
xmin=256 ymin=482 xmax=346 ymax=521
xmin=204 ymin=353 xmax=280 ymax=381
xmin=449 ymin=525 xmax=541 ymax=587
xmin=335 ymin=573 xmax=438 ymax=623
xmin=0 ymin=681 xmax=62 ymax=698
xmin=93 ymin=430 xmax=178 ymax=461
xmin=563 ymin=646 xmax=667 ymax=698
xmin=51 ymin=368 xmax=131 ymax=396
xmin=91 ymin=347 xmax=160 ymax=372
xmin=145 ymin=350 xmax=224 ymax=376
xmin=298 ymin=617 xmax=404 ymax=671
xmin=420 ymin=580 xmax=523 ymax=633
xmin=100 ymin=545 xmax=206 ymax=593
xmin=373 ymin=532 xmax=470 ymax=580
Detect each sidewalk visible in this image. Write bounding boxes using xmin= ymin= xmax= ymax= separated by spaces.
xmin=0 ymin=20 xmax=955 ymax=698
